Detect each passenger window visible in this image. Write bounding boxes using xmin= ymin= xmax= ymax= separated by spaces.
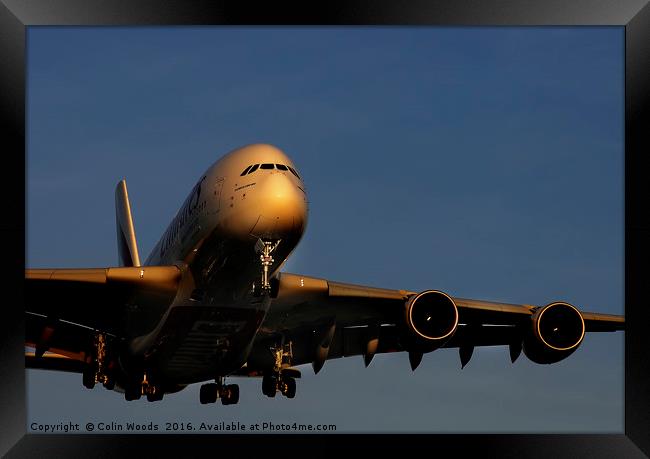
xmin=240 ymin=165 xmax=252 ymax=176
xmin=260 ymin=163 xmax=275 ymax=170
xmin=288 ymin=166 xmax=301 ymax=179
xmin=275 ymin=164 xmax=288 ymax=171
xmin=247 ymin=164 xmax=259 ymax=174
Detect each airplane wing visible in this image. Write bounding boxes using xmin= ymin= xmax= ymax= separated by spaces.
xmin=244 ymin=272 xmax=624 ymax=373
xmin=24 ymin=266 xmax=182 ymax=365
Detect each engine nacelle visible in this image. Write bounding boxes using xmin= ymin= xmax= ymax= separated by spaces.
xmin=403 ymin=290 xmax=459 ymax=351
xmin=523 ymin=302 xmax=585 ymax=364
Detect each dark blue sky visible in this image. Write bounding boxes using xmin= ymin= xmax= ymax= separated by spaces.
xmin=26 ymin=27 xmax=623 ymax=432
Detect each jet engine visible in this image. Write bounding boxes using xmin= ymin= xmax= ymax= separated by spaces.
xmin=523 ymin=302 xmax=585 ymax=364
xmin=403 ymin=290 xmax=459 ymax=350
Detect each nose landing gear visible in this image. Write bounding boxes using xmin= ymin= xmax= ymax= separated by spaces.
xmin=254 ymin=239 xmax=281 ymax=294
xmin=199 ymin=377 xmax=240 ymax=405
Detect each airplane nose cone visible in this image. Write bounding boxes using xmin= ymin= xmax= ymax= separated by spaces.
xmin=251 ymin=172 xmax=308 ymax=239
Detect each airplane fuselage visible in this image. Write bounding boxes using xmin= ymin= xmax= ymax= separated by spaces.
xmin=123 ymin=144 xmax=308 ymax=384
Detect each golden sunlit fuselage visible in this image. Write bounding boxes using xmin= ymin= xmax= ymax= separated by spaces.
xmin=127 ymin=144 xmax=308 ymax=383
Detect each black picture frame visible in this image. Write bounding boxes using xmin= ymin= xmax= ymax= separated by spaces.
xmin=1 ymin=1 xmax=648 ymax=457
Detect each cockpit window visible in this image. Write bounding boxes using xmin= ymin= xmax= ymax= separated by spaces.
xmin=243 ymin=163 xmax=297 ymax=176
xmin=288 ymin=166 xmax=301 ymax=179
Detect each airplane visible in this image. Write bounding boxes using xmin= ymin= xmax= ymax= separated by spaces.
xmin=25 ymin=143 xmax=625 ymax=404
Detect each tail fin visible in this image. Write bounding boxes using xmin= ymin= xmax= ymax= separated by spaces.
xmin=115 ymin=179 xmax=141 ymax=267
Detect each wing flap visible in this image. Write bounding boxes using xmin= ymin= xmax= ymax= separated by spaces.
xmin=249 ymin=322 xmax=523 ymax=372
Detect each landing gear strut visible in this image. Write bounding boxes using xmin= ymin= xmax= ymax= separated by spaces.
xmin=82 ymin=332 xmax=115 ymax=390
xmin=199 ymin=377 xmax=240 ymax=405
xmin=254 ymin=239 xmax=281 ymax=294
xmin=261 ymin=341 xmax=298 ymax=399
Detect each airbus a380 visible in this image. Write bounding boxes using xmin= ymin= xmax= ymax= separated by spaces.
xmin=26 ymin=144 xmax=625 ymax=404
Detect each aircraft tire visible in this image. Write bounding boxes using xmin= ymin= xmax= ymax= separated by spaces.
xmin=103 ymin=377 xmax=115 ymax=391
xmin=147 ymin=390 xmax=164 ymax=402
xmin=82 ymin=369 xmax=95 ymax=389
xmin=221 ymin=384 xmax=240 ymax=405
xmin=200 ymin=383 xmax=218 ymax=404
xmin=284 ymin=377 xmax=296 ymax=399
xmin=124 ymin=385 xmax=141 ymax=401
xmin=262 ymin=375 xmax=277 ymax=398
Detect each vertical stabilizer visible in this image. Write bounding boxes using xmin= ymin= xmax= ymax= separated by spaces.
xmin=115 ymin=179 xmax=141 ymax=267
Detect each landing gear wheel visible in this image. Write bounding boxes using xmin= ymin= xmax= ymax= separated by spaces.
xmin=283 ymin=377 xmax=296 ymax=399
xmin=221 ymin=384 xmax=240 ymax=405
xmin=279 ymin=376 xmax=296 ymax=398
xmin=200 ymin=383 xmax=219 ymax=404
xmin=262 ymin=375 xmax=277 ymax=398
xmin=82 ymin=368 xmax=96 ymax=389
xmin=124 ymin=385 xmax=141 ymax=401
xmin=102 ymin=375 xmax=115 ymax=390
xmin=147 ymin=390 xmax=164 ymax=402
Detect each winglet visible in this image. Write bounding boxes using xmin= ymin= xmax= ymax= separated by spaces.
xmin=115 ymin=179 xmax=141 ymax=267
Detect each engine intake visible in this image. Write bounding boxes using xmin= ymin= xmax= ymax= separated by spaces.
xmin=404 ymin=290 xmax=459 ymax=346
xmin=524 ymin=302 xmax=585 ymax=364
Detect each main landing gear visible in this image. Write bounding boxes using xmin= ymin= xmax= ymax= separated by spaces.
xmin=200 ymin=377 xmax=240 ymax=405
xmin=82 ymin=332 xmax=115 ymax=391
xmin=124 ymin=372 xmax=164 ymax=402
xmin=261 ymin=341 xmax=298 ymax=399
